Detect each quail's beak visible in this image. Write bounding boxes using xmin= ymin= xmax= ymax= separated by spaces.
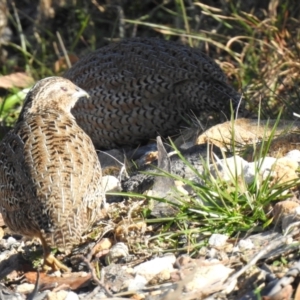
xmin=74 ymin=87 xmax=90 ymax=100
xmin=70 ymin=87 xmax=90 ymax=110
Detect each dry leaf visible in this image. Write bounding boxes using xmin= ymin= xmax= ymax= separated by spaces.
xmin=53 ymin=54 xmax=79 ymax=73
xmin=24 ymin=271 xmax=91 ymax=290
xmin=91 ymin=237 xmax=113 ymax=257
xmin=0 ymin=73 xmax=34 ymax=89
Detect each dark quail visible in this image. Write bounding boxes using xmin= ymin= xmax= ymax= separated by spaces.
xmin=64 ymin=37 xmax=241 ymax=149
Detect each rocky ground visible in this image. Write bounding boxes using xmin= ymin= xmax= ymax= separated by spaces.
xmin=1 ymin=119 xmax=300 ymax=299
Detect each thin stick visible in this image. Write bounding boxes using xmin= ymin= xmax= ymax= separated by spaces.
xmin=80 ymin=255 xmax=113 ymax=297
xmin=56 ymin=31 xmax=71 ymax=69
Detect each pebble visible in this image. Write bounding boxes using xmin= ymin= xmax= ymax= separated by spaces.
xmin=101 ymin=175 xmax=121 ymax=193
xmin=285 ymin=149 xmax=300 ymax=163
xmin=272 ymin=200 xmax=300 ymax=231
xmin=105 ymin=242 xmax=129 ymax=264
xmin=127 ymin=274 xmax=148 ymax=290
xmin=0 ymin=250 xmax=11 ymax=262
xmin=209 ymin=155 xmax=247 ymax=181
xmin=184 ymin=264 xmax=234 ymax=293
xmin=238 ymin=238 xmax=254 ymax=250
xmin=133 ymin=254 xmax=176 ymax=282
xmin=243 ymin=157 xmax=275 ymax=184
xmin=15 ymin=283 xmax=34 ymax=294
xmin=243 ymin=156 xmax=298 ymax=185
xmin=208 ymin=234 xmax=228 ymax=248
xmin=6 ymin=236 xmax=19 ymax=248
xmin=65 ymin=291 xmax=79 ymax=300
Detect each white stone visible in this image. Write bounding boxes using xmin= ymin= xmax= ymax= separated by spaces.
xmin=210 ymin=156 xmax=248 ymax=181
xmin=133 ymin=254 xmax=176 ymax=282
xmin=105 ymin=242 xmax=129 ymax=264
xmin=101 ymin=175 xmax=121 ymax=193
xmin=6 ymin=236 xmax=19 ymax=248
xmin=15 ymin=283 xmax=35 ymax=294
xmin=184 ymin=264 xmax=234 ymax=293
xmin=243 ymin=157 xmax=277 ymax=184
xmin=65 ymin=291 xmax=79 ymax=300
xmin=0 ymin=250 xmax=11 ymax=262
xmin=238 ymin=238 xmax=254 ymax=250
xmin=208 ymin=234 xmax=228 ymax=248
xmin=207 ymin=248 xmax=218 ymax=259
xmin=127 ymin=274 xmax=148 ymax=290
xmin=285 ymin=150 xmax=300 ymax=163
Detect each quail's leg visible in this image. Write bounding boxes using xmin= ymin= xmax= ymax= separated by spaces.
xmin=39 ymin=234 xmax=70 ymax=272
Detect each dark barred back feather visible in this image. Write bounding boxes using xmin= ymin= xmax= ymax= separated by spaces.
xmin=64 ymin=38 xmax=241 ymax=149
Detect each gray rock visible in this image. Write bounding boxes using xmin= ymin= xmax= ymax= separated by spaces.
xmin=127 ymin=274 xmax=148 ymax=291
xmin=208 ymin=234 xmax=228 ymax=248
xmin=105 ymin=242 xmax=129 ymax=264
xmin=238 ymin=238 xmax=254 ymax=250
xmin=243 ymin=157 xmax=276 ymax=184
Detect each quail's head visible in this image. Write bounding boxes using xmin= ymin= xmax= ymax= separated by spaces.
xmin=19 ymin=76 xmax=89 ymax=119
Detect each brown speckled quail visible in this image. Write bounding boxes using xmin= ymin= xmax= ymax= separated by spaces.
xmin=0 ymin=77 xmax=103 ymax=272
xmin=64 ymin=38 xmax=241 ymax=149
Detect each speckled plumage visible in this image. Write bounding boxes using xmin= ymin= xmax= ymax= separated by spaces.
xmin=0 ymin=77 xmax=103 ymax=271
xmin=64 ymin=38 xmax=241 ymax=149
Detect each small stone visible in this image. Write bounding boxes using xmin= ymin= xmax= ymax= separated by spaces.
xmin=127 ymin=274 xmax=148 ymax=290
xmin=148 ymin=269 xmax=171 ymax=285
xmin=207 ymin=248 xmax=218 ymax=259
xmin=105 ymin=242 xmax=129 ymax=264
xmin=174 ymin=181 xmax=189 ymax=195
xmin=285 ymin=150 xmax=300 ymax=163
xmin=277 ymin=157 xmax=298 ymax=170
xmin=0 ymin=250 xmax=11 ymax=262
xmin=273 ymin=200 xmax=300 ymax=229
xmin=208 ymin=234 xmax=228 ymax=248
xmin=282 ymin=213 xmax=300 ymax=232
xmin=243 ymin=157 xmax=276 ymax=184
xmin=65 ymin=291 xmax=79 ymax=300
xmin=133 ymin=254 xmax=176 ymax=282
xmin=244 ymin=156 xmax=299 ymax=186
xmin=15 ymin=283 xmax=35 ymax=294
xmin=238 ymin=238 xmax=254 ymax=250
xmin=210 ymin=155 xmax=248 ymax=181
xmin=101 ymin=175 xmax=121 ymax=193
xmin=184 ymin=264 xmax=234 ymax=293
xmin=6 ymin=236 xmax=19 ymax=248
xmin=102 ymin=175 xmax=122 ymax=203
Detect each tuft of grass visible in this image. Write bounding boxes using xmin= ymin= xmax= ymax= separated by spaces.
xmin=111 ymin=112 xmax=300 ymax=256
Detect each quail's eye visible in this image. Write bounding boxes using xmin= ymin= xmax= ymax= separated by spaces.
xmin=61 ymin=87 xmax=68 ymax=92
